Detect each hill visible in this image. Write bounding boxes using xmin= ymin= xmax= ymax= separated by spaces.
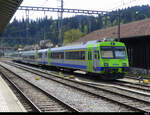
xmin=1 ymin=5 xmax=150 ymax=48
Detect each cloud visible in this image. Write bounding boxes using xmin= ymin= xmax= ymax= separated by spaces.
xmin=11 ymin=0 xmax=149 ymax=22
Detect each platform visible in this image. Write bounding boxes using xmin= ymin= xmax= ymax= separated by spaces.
xmin=118 ymin=78 xmax=139 ymax=83
xmin=0 ymin=76 xmax=26 ymax=112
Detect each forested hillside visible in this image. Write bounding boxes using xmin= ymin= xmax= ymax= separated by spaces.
xmin=1 ymin=5 xmax=150 ymax=47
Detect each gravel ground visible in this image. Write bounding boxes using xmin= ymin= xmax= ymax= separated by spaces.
xmin=0 ymin=62 xmax=135 ymax=112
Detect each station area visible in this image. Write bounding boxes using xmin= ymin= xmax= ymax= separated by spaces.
xmin=1 ymin=0 xmax=150 ymax=112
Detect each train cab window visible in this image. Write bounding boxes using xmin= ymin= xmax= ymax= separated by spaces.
xmin=101 ymin=46 xmax=113 ymax=59
xmin=114 ymin=47 xmax=126 ymax=59
xmin=101 ymin=46 xmax=126 ymax=59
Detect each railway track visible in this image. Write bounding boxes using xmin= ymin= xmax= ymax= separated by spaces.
xmin=0 ymin=73 xmax=38 ymax=112
xmin=0 ymin=63 xmax=79 ymax=112
xmin=1 ymin=61 xmax=150 ymax=112
xmin=6 ymin=61 xmax=150 ymax=93
xmin=112 ymin=81 xmax=150 ymax=93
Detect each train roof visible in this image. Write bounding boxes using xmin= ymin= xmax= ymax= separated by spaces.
xmin=20 ymin=40 xmax=125 ymax=54
xmin=38 ymin=49 xmax=48 ymax=52
xmin=51 ymin=40 xmax=101 ymax=52
xmin=21 ymin=50 xmax=36 ymax=56
xmin=51 ymin=44 xmax=86 ymax=52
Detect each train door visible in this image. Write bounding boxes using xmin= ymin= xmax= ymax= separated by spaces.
xmin=42 ymin=51 xmax=48 ymax=65
xmin=93 ymin=48 xmax=100 ymax=72
xmin=43 ymin=51 xmax=47 ymax=65
xmin=48 ymin=49 xmax=51 ymax=66
xmin=87 ymin=44 xmax=94 ymax=72
xmin=35 ymin=50 xmax=38 ymax=65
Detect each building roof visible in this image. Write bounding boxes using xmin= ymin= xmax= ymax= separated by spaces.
xmin=75 ymin=18 xmax=150 ymax=43
xmin=0 ymin=0 xmax=23 ymax=36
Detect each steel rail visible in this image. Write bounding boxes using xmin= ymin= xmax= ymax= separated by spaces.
xmin=2 ymin=61 xmax=149 ymax=112
xmin=0 ymin=64 xmax=79 ymax=112
xmin=0 ymin=67 xmax=41 ymax=112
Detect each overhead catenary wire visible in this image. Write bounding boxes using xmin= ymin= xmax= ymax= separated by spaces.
xmin=27 ymin=0 xmax=49 ymax=19
xmin=110 ymin=0 xmax=147 ymax=11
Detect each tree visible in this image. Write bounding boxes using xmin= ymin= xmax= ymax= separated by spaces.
xmin=2 ymin=5 xmax=150 ymax=47
xmin=49 ymin=21 xmax=58 ymax=45
xmin=84 ymin=25 xmax=88 ymax=34
xmin=63 ymin=29 xmax=86 ymax=45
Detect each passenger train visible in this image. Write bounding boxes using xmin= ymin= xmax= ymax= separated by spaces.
xmin=12 ymin=40 xmax=129 ymax=80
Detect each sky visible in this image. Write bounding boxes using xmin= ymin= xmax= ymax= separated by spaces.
xmin=11 ymin=0 xmax=150 ymax=22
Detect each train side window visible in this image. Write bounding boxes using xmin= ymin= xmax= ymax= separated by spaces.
xmin=60 ymin=52 xmax=64 ymax=59
xmin=42 ymin=52 xmax=45 ymax=57
xmin=65 ymin=51 xmax=85 ymax=60
xmin=50 ymin=52 xmax=64 ymax=59
xmin=30 ymin=55 xmax=34 ymax=59
xmin=51 ymin=52 xmax=53 ymax=58
xmin=81 ymin=51 xmax=85 ymax=60
xmin=38 ymin=53 xmax=42 ymax=58
xmin=45 ymin=52 xmax=47 ymax=57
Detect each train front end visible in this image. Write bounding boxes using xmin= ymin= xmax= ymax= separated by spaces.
xmin=97 ymin=41 xmax=129 ymax=80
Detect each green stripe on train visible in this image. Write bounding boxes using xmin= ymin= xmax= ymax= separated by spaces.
xmin=87 ymin=44 xmax=94 ymax=72
xmin=48 ymin=49 xmax=51 ymax=65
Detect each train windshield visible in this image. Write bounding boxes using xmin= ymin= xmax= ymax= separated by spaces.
xmin=101 ymin=46 xmax=126 ymax=59
xmin=101 ymin=46 xmax=113 ymax=58
xmin=114 ymin=47 xmax=126 ymax=59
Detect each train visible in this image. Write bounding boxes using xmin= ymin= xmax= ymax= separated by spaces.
xmin=11 ymin=40 xmax=129 ymax=80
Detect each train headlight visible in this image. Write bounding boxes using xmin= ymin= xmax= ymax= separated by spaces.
xmin=123 ymin=63 xmax=127 ymax=66
xmin=104 ymin=63 xmax=108 ymax=67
